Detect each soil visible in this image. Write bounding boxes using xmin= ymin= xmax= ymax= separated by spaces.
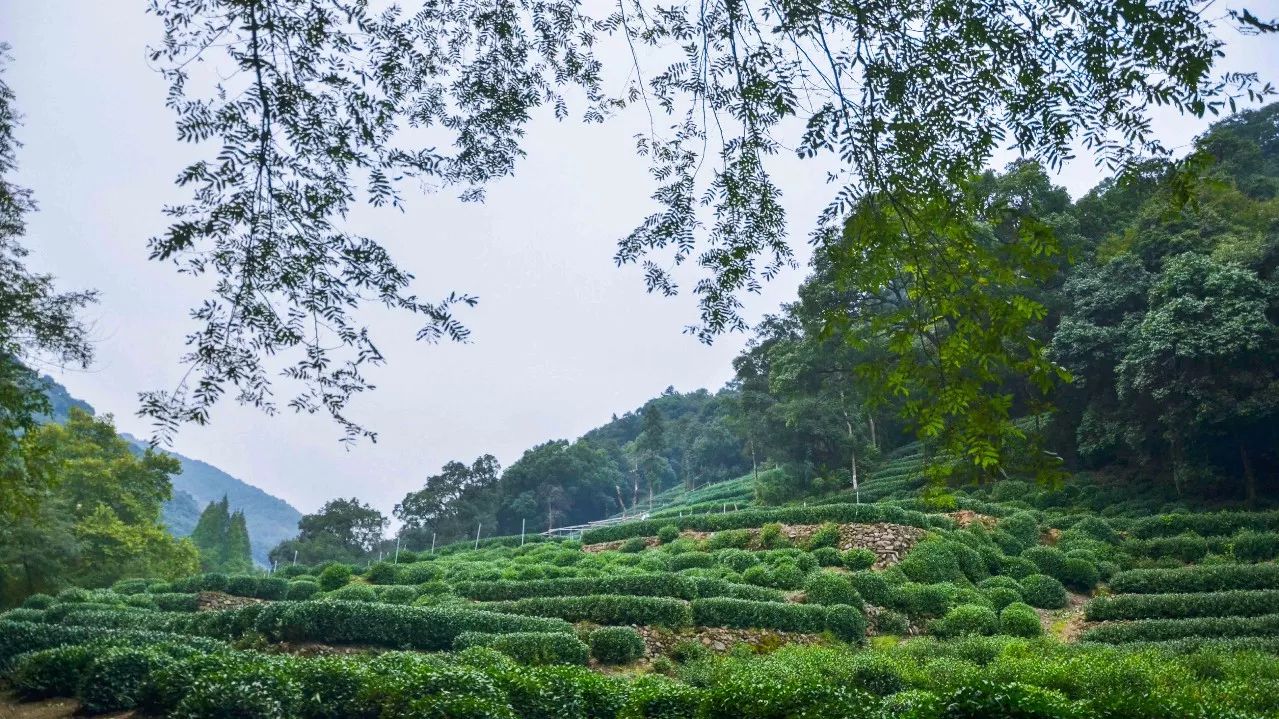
xmin=0 ymin=692 xmax=134 ymax=719
xmin=1039 ymin=590 xmax=1090 ymax=642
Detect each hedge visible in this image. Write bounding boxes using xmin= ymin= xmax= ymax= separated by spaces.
xmin=930 ymin=604 xmax=998 ymax=638
xmin=1084 ymin=590 xmax=1279 ymax=621
xmin=1129 ymin=511 xmax=1279 ymax=539
xmin=580 ymin=504 xmax=949 ymax=544
xmin=1082 ymin=613 xmax=1279 ymax=644
xmin=452 ymin=631 xmax=589 ymax=665
xmin=151 ymin=593 xmax=201 ymax=612
xmin=11 ymin=645 xmax=95 ymax=699
xmin=252 ymin=600 xmax=573 ymax=650
xmin=690 ymin=597 xmax=866 ymax=641
xmin=484 ymin=595 xmax=693 ymax=627
xmin=1109 ymin=563 xmax=1279 ymax=594
xmin=455 ymin=574 xmax=784 ymax=603
xmin=0 ymin=619 xmax=223 ymax=671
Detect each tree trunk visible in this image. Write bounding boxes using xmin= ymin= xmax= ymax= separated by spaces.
xmin=868 ymin=415 xmax=877 ymax=450
xmin=839 ymin=390 xmax=859 ymax=504
xmin=614 ymin=485 xmax=628 ymax=516
xmin=1240 ymin=440 xmax=1258 ymax=507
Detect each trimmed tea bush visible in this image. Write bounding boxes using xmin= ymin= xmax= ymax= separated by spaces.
xmin=589 ymin=627 xmax=646 ymax=665
xmin=80 ymin=646 xmax=174 ymax=713
xmin=931 ymin=604 xmax=998 ymax=638
xmin=657 ymin=525 xmax=681 ymax=544
xmin=11 ymin=645 xmax=94 ymax=699
xmin=999 ymin=603 xmax=1042 ymax=637
xmin=804 ymin=572 xmax=864 ymax=608
xmin=842 ymin=548 xmax=876 ymax=571
xmin=691 ymin=597 xmax=865 ymax=640
xmin=318 ymin=564 xmax=353 ymax=591
xmin=287 ymin=580 xmax=320 ymax=600
xmin=580 ymin=503 xmax=946 ymax=544
xmin=453 ymin=631 xmax=590 ymax=665
xmin=1020 ymin=575 xmax=1067 ymax=609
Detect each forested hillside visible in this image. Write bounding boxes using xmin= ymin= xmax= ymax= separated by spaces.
xmin=37 ymin=376 xmax=302 ymax=565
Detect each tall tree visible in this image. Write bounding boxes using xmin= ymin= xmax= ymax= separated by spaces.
xmin=0 ymin=48 xmax=96 ymax=521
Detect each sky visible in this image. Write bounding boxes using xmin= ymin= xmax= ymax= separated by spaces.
xmin=2 ymin=1 xmax=1275 ymax=518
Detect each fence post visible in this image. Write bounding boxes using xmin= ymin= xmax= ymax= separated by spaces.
xmin=475 ymin=522 xmax=482 ymax=550
xmin=431 ymin=533 xmax=436 ymax=554
xmin=394 ymin=536 xmax=401 ymax=564
xmin=521 ymin=518 xmax=526 ymax=546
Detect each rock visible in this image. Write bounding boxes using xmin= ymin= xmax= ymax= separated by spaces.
xmin=711 ymin=641 xmax=727 ymax=651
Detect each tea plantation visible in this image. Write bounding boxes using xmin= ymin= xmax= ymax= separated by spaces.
xmin=4 ymin=455 xmax=1279 ymax=717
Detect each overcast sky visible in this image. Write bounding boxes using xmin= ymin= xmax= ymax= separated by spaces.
xmin=3 ymin=1 xmax=1275 ymax=517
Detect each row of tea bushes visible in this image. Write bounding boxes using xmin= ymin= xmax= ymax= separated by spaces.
xmin=580 ymin=504 xmax=950 ymax=543
xmin=1109 ymin=563 xmax=1279 ymax=594
xmin=1085 ymin=590 xmax=1279 ymax=621
xmin=454 ymin=574 xmax=785 ymax=603
xmin=1082 ymin=613 xmax=1279 ymax=644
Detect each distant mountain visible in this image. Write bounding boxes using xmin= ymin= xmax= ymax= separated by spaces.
xmin=39 ymin=376 xmax=302 ymax=566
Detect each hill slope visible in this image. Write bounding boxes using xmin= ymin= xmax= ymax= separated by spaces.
xmin=39 ymin=376 xmax=301 ymax=566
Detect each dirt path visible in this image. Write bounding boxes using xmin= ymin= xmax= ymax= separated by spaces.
xmin=1038 ymin=591 xmax=1090 ymax=642
xmin=0 ymin=692 xmax=138 ymax=719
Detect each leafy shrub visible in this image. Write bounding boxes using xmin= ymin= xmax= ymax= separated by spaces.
xmin=1232 ymin=531 xmax=1279 ymax=562
xmin=454 ymin=573 xmax=783 ymax=603
xmin=366 ymin=561 xmax=397 ymax=584
xmin=378 ymin=585 xmax=419 ymax=605
xmin=842 ymin=548 xmax=876 ymax=571
xmin=893 ymin=583 xmax=956 ymax=618
xmin=998 ymin=603 xmax=1042 ymax=637
xmin=291 ymin=655 xmax=370 ymax=719
xmin=1059 ymin=558 xmax=1100 ymax=592
xmin=1000 ymin=512 xmax=1040 ymax=547
xmin=490 ymin=595 xmax=693 ymax=627
xmin=768 ymin=561 xmax=805 ymax=589
xmin=616 ymin=537 xmax=646 ymax=553
xmin=454 ymin=631 xmax=590 ymax=665
xmin=1084 ymin=589 xmax=1279 ymax=621
xmin=1110 ymin=563 xmax=1279 ymax=594
xmin=172 ymin=655 xmax=301 ymax=719
xmin=657 ymin=525 xmax=681 ymax=544
xmin=287 ymin=580 xmax=320 ymax=600
xmin=56 ymin=587 xmax=91 ymax=603
xmin=318 ymin=564 xmax=353 ymax=591
xmin=327 ymin=583 xmax=378 ymax=602
xmin=759 ymin=522 xmax=788 ymax=549
xmin=999 ymin=556 xmax=1039 ymax=579
xmin=871 ymin=609 xmax=909 ymax=635
xmin=804 ymin=572 xmax=863 ymax=608
xmin=691 ymin=597 xmax=864 ymax=640
xmin=898 ymin=541 xmax=966 ymax=584
xmin=931 ymin=604 xmax=998 ymax=638
xmin=225 ymin=575 xmax=259 ymax=597
xmin=976 ymin=576 xmax=1022 ymax=594
xmin=80 ymin=646 xmax=173 ymax=713
xmin=810 ymin=547 xmax=841 ymax=566
xmin=808 ymin=523 xmax=841 ymax=549
xmin=1022 ymin=546 xmax=1068 ymax=578
xmin=112 ymin=579 xmax=151 ymax=595
xmin=21 ymin=594 xmax=55 ymax=610
xmin=708 ymin=530 xmax=752 ymax=550
xmin=848 ymin=571 xmax=894 ymax=606
xmin=1020 ymin=575 xmax=1067 ymax=609
xmin=589 ymin=627 xmax=646 ymax=665
xmin=983 ymin=587 xmax=1021 ymax=611
xmin=618 ymin=675 xmax=702 ymax=719
xmin=1068 ymin=516 xmax=1119 ymax=544
xmin=12 ymin=645 xmax=94 ymax=699
xmin=669 ymin=552 xmax=714 ymax=571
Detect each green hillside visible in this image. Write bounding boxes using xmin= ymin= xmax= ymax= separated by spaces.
xmin=39 ymin=376 xmax=302 ymax=565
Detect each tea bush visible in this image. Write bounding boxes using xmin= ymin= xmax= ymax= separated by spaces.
xmin=318 ymin=564 xmax=353 ymax=591
xmin=589 ymin=627 xmax=645 ymax=665
xmin=804 ymin=572 xmax=863 ymax=608
xmin=1020 ymin=575 xmax=1068 ymax=609
xmin=1110 ymin=564 xmax=1279 ymax=594
xmin=1085 ymin=590 xmax=1279 ymax=621
xmin=931 ymin=604 xmax=998 ymax=638
xmin=489 ymin=595 xmax=693 ymax=627
xmin=998 ymin=603 xmax=1043 ymax=638
xmin=453 ymin=631 xmax=590 ymax=665
xmin=11 ymin=645 xmax=94 ymax=699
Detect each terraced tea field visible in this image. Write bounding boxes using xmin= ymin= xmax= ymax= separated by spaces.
xmin=4 ymin=472 xmax=1279 ymax=717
